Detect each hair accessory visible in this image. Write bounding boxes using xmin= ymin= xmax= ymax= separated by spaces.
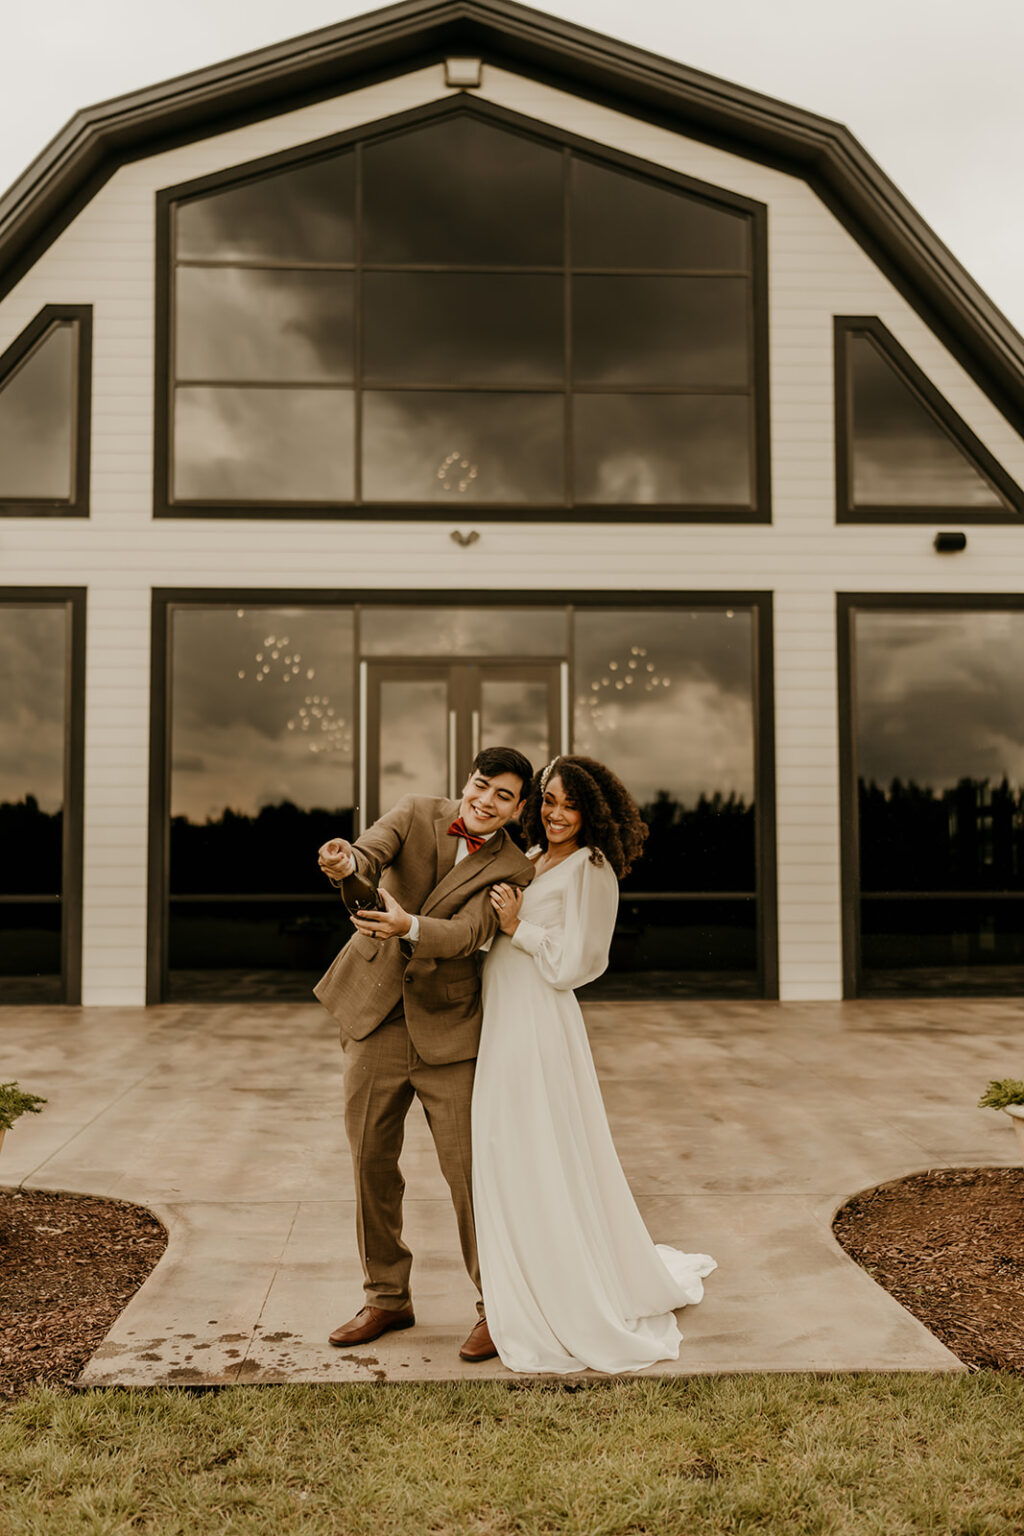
xmin=539 ymin=756 xmax=561 ymax=791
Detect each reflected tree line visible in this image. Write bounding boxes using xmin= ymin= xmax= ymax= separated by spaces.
xmin=162 ymin=791 xmax=755 ymax=894
xmin=0 ymin=789 xmax=759 ymax=898
xmin=859 ymin=778 xmax=1024 ymax=891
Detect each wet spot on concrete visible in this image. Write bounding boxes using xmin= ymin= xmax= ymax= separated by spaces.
xmin=261 ymin=1331 xmax=294 ymax=1342
xmin=138 ymin=1352 xmax=163 ymax=1361
xmin=224 ymin=1349 xmax=240 ymax=1359
xmin=218 ymin=1333 xmax=248 ymax=1343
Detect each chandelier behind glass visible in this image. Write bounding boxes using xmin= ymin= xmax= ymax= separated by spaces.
xmin=577 ymin=645 xmax=672 ymax=736
xmin=235 ymin=621 xmax=352 ymax=759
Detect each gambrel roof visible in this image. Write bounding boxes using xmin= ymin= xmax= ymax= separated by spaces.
xmin=3 ymin=0 xmax=1023 ymax=433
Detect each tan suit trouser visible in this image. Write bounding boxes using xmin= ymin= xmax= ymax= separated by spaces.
xmin=341 ymin=1009 xmax=482 ymax=1315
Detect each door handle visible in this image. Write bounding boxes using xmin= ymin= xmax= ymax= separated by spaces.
xmin=448 ymin=709 xmax=457 ymax=799
xmin=471 ymin=709 xmax=481 ymax=760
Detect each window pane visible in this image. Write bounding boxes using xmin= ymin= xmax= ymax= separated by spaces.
xmin=363 ymin=391 xmax=563 ymax=503
xmin=169 ymin=605 xmax=356 ymax=897
xmin=573 ymin=276 xmax=748 ymax=387
xmin=0 ymin=603 xmax=66 ymax=1001
xmin=589 ymin=897 xmax=758 ymax=998
xmin=362 ymin=115 xmax=563 ymax=265
xmin=360 ymin=607 xmax=568 ymax=656
xmin=175 ymin=155 xmax=354 ymax=262
xmin=363 ymin=273 xmax=563 ymax=385
xmin=573 ymin=607 xmax=756 ymax=894
xmin=0 ymin=604 xmax=66 ymax=891
xmin=574 ymin=394 xmax=750 ymax=505
xmin=174 ymin=386 xmax=354 ymax=501
xmin=850 ymin=335 xmax=1005 ymax=507
xmin=571 ymin=158 xmax=749 ymax=270
xmin=860 ymin=896 xmax=1024 ymax=996
xmin=378 ymin=677 xmax=450 ymax=809
xmin=480 ymin=677 xmax=552 ymax=779
xmin=855 ymin=609 xmax=1024 ymax=894
xmin=176 ymin=268 xmax=353 ymax=383
xmin=0 ymin=324 xmax=74 ymax=500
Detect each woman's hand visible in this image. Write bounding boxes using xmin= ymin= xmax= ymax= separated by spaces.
xmin=489 ymin=882 xmax=523 ymax=936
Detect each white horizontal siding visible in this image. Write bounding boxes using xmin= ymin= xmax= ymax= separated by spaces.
xmin=2 ymin=60 xmax=1022 ymax=1003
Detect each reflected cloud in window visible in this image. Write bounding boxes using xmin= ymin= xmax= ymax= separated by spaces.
xmin=850 ymin=336 xmax=1005 ymax=508
xmin=175 ymin=155 xmax=355 ymax=263
xmin=171 ymin=607 xmax=355 ymax=822
xmin=363 ymin=114 xmax=562 ymax=265
xmin=174 ymin=387 xmax=354 ymax=501
xmin=855 ymin=610 xmax=1024 ymax=790
xmin=363 ymin=272 xmax=563 ymax=386
xmin=571 ymin=157 xmax=749 ymax=270
xmin=575 ymin=395 xmax=751 ymax=505
xmin=573 ymin=276 xmax=748 ymax=387
xmin=0 ymin=324 xmax=74 ymax=500
xmin=363 ymin=391 xmax=563 ymax=503
xmin=361 ymin=606 xmax=567 ymax=656
xmin=176 ymin=268 xmax=354 ymax=383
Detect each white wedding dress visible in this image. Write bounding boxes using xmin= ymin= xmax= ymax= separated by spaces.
xmin=472 ymin=846 xmax=716 ymax=1374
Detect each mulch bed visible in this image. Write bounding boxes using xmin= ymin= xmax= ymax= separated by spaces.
xmin=833 ymin=1166 xmax=1024 ymax=1374
xmin=0 ymin=1187 xmax=167 ymax=1401
xmin=1 ymin=1169 xmax=1022 ymax=1400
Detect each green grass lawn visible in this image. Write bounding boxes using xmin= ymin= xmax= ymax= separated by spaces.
xmin=2 ymin=1375 xmax=1022 ymax=1535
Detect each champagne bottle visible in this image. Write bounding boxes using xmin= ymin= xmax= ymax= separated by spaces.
xmin=339 ymin=867 xmax=386 ymax=917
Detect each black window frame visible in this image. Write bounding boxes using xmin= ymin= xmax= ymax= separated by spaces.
xmin=0 ymin=305 xmax=92 ymax=518
xmin=834 ymin=316 xmax=1024 ymax=524
xmin=154 ymin=97 xmax=770 ymax=524
xmin=148 ymin=587 xmax=777 ymax=1002
xmin=0 ymin=586 xmax=86 ymax=1002
xmin=838 ymin=590 xmax=1024 ymax=998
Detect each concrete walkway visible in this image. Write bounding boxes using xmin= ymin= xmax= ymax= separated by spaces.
xmin=2 ymin=998 xmax=1022 ymax=1384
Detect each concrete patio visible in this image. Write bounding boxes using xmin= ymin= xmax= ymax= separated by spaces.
xmin=2 ymin=997 xmax=1022 ymax=1385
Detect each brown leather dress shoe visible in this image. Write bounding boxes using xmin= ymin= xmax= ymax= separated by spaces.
xmin=328 ymin=1305 xmax=415 ymax=1347
xmin=459 ymin=1316 xmax=498 ymax=1362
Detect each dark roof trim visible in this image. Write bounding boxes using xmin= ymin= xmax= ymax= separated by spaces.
xmin=3 ymin=0 xmax=1024 ymax=435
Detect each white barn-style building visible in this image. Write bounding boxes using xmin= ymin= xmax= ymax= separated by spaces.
xmin=2 ymin=0 xmax=1023 ymax=1009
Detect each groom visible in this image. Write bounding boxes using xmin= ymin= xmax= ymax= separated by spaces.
xmin=314 ymin=745 xmax=535 ymax=1362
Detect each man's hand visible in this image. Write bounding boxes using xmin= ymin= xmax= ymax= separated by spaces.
xmin=319 ymin=838 xmax=356 ymax=884
xmin=350 ymin=886 xmax=412 ymax=941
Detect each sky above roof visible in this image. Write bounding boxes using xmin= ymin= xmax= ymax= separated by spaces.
xmin=3 ymin=0 xmax=1022 ymax=333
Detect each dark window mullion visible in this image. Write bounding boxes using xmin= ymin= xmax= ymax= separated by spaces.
xmin=564 ymin=148 xmax=573 ymax=508
xmin=354 ymin=142 xmax=364 ymax=505
xmin=175 ymin=259 xmax=357 ymax=272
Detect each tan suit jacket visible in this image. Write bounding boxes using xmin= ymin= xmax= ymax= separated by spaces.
xmin=314 ymin=795 xmax=535 ymax=1065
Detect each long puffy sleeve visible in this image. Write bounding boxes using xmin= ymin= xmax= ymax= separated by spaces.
xmin=510 ymin=851 xmax=619 ymax=991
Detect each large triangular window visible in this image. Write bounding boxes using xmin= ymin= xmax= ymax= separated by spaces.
xmin=0 ymin=306 xmax=91 ymax=515
xmin=835 ymin=316 xmax=1022 ymax=521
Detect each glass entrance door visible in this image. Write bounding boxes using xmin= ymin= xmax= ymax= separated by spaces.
xmin=362 ymin=660 xmax=563 ymax=825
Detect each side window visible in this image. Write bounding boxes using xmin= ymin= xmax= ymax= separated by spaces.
xmin=834 ymin=316 xmax=1023 ymax=522
xmin=0 ymin=306 xmax=92 ymax=516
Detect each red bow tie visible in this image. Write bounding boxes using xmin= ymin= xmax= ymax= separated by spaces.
xmin=447 ymin=817 xmax=486 ymax=854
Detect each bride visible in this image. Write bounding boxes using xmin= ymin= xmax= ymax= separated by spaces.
xmin=471 ymin=754 xmax=716 ymax=1374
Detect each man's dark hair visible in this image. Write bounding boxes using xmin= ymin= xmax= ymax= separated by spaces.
xmin=471 ymin=746 xmax=533 ymax=799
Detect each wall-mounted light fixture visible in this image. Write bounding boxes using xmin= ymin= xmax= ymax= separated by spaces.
xmin=933 ymin=531 xmax=967 ymax=553
xmin=450 ymin=529 xmax=480 ymax=548
xmin=445 ymin=57 xmax=482 ymax=88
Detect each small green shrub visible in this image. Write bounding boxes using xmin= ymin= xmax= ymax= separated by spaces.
xmin=978 ymin=1078 xmax=1024 ymax=1111
xmin=0 ymin=1082 xmax=46 ymax=1133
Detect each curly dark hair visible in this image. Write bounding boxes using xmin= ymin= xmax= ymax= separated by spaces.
xmin=520 ymin=756 xmax=648 ymax=879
